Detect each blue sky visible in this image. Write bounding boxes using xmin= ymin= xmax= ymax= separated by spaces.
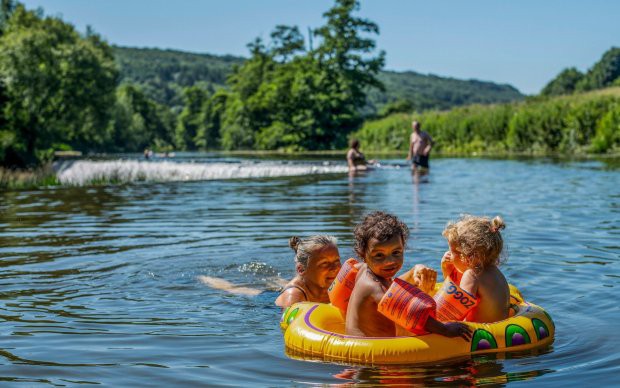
xmin=22 ymin=0 xmax=620 ymax=94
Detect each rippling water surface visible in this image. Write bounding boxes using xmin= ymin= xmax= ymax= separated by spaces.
xmin=1 ymin=154 xmax=619 ymax=386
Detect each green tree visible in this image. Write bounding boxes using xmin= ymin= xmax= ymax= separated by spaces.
xmin=576 ymin=47 xmax=620 ymax=92
xmin=217 ymin=0 xmax=384 ymax=151
xmin=270 ymin=25 xmax=305 ymax=62
xmin=0 ymin=0 xmax=16 ymax=35
xmin=0 ymin=4 xmax=118 ymax=166
xmin=112 ymin=84 xmax=173 ymax=152
xmin=541 ymin=67 xmax=584 ymax=96
xmin=195 ymin=89 xmax=227 ymax=149
xmin=175 ymin=86 xmax=209 ymax=150
xmin=312 ymin=0 xmax=385 ymax=145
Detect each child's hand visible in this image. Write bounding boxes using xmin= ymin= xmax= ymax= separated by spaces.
xmin=441 ymin=251 xmax=455 ymax=278
xmin=412 ymin=264 xmax=437 ymax=294
xmin=442 ymin=322 xmax=472 ymax=341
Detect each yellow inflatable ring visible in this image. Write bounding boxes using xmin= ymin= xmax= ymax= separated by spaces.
xmin=280 ymin=284 xmax=554 ymax=364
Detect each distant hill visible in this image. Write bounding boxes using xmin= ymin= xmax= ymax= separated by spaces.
xmin=113 ymin=46 xmax=524 ymax=112
xmin=114 ymin=46 xmax=244 ymax=109
xmin=370 ymin=71 xmax=524 ymax=113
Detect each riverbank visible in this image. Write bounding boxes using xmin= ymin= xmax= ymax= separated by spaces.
xmin=2 ymin=152 xmax=619 ymax=189
xmin=0 ymin=165 xmax=58 ymax=189
xmin=353 ymin=87 xmax=620 ymax=155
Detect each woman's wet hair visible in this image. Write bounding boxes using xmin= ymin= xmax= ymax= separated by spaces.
xmin=349 ymin=138 xmax=360 ymax=149
xmin=289 ymin=235 xmax=338 ymax=268
xmin=353 ymin=211 xmax=409 ymax=260
xmin=442 ymin=215 xmax=507 ymax=272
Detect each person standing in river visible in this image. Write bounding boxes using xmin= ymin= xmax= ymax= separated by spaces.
xmin=406 ymin=120 xmax=433 ymax=170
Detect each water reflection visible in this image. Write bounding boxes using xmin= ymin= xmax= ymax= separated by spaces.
xmin=333 ymin=354 xmax=554 ymax=386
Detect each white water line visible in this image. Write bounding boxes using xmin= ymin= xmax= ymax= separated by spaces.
xmin=54 ymin=160 xmax=349 ymax=185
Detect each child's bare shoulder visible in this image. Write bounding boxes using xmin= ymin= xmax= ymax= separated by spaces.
xmin=354 ymin=268 xmax=383 ymax=295
xmin=460 ymin=269 xmax=480 ymax=295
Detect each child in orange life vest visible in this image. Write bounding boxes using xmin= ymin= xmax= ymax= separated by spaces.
xmin=344 ymin=211 xmax=471 ymax=340
xmin=440 ymin=215 xmax=510 ymax=323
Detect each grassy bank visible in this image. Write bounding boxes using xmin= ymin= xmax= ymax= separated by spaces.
xmin=0 ymin=165 xmax=58 ymax=189
xmin=353 ymin=87 xmax=620 ymax=155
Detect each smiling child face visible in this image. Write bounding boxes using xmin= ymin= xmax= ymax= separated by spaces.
xmin=365 ymin=234 xmax=404 ymax=280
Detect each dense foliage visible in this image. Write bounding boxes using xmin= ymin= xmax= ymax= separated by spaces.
xmin=0 ymin=2 xmax=118 ymax=166
xmin=114 ymin=49 xmax=524 ymax=116
xmin=541 ymin=68 xmax=584 ymax=97
xmin=0 ymin=0 xmax=617 ymax=169
xmin=354 ymin=88 xmax=620 ymax=154
xmin=0 ymin=0 xmax=393 ymax=164
xmin=360 ymin=47 xmax=620 ymax=155
xmin=114 ymin=46 xmax=243 ymax=109
xmin=542 ymin=48 xmax=620 ymax=96
xmin=177 ymin=0 xmax=387 ymax=151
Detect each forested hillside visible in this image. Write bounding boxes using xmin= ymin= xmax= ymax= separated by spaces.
xmin=369 ymin=71 xmax=523 ymax=114
xmin=114 ymin=47 xmax=244 ymax=109
xmin=113 ymin=46 xmax=524 ymax=113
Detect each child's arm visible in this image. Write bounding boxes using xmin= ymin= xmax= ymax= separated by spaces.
xmin=440 ymin=251 xmax=455 ymax=280
xmin=424 ymin=317 xmax=472 ymax=341
xmin=345 ymin=280 xmax=374 ymax=336
xmin=459 ymin=269 xmax=479 ymax=297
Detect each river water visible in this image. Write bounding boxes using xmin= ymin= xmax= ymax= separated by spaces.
xmin=1 ymin=154 xmax=618 ymax=386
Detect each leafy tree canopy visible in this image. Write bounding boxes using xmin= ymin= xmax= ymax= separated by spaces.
xmin=541 ymin=67 xmax=584 ymax=96
xmin=0 ymin=3 xmax=118 ymax=166
xmin=576 ymin=47 xmax=620 ymax=92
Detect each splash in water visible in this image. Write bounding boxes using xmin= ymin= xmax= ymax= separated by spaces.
xmin=54 ymin=160 xmax=349 ymax=185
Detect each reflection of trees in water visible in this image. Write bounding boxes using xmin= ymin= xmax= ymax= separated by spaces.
xmin=0 ymin=185 xmax=152 ymax=268
xmin=332 ymin=351 xmax=554 ymax=386
xmin=1 ymin=186 xmax=127 ymax=227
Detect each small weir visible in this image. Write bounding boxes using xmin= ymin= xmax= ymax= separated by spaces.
xmin=54 ymin=159 xmax=350 ymax=185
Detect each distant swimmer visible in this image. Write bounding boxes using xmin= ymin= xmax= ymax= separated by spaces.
xmin=346 ymin=139 xmax=377 ymax=173
xmin=406 ymin=120 xmax=433 ymax=171
xmin=198 ymin=235 xmax=342 ymax=309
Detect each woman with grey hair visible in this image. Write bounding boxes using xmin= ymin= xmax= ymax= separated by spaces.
xmin=198 ymin=235 xmax=341 ymax=308
xmin=275 ymin=235 xmax=341 ymax=308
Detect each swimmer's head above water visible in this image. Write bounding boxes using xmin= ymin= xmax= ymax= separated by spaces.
xmin=275 ymin=235 xmax=341 ymax=308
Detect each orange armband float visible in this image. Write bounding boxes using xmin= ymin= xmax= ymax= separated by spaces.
xmin=433 ymin=277 xmax=478 ymax=322
xmin=378 ymin=278 xmax=436 ymax=335
xmin=328 ymin=258 xmax=359 ymax=317
xmin=449 ymin=269 xmax=463 ymax=284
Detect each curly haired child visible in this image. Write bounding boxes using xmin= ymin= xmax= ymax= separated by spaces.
xmin=345 ymin=211 xmax=471 ymax=340
xmin=441 ymin=215 xmax=510 ymax=323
